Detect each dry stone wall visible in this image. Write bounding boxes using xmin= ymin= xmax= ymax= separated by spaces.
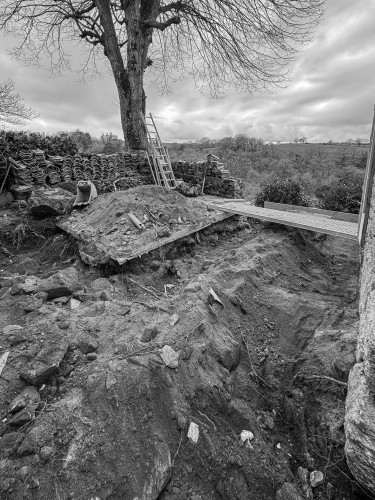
xmin=345 ymin=189 xmax=375 ymax=494
xmin=172 ymin=156 xmax=244 ymax=198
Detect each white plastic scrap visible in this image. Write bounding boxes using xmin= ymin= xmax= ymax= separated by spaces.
xmin=187 ymin=422 xmax=199 ymax=444
xmin=240 ymin=430 xmax=254 ymax=447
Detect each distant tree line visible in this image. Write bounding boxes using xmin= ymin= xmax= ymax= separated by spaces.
xmin=0 ymin=129 xmax=126 ymax=159
xmin=169 ymin=133 xmax=370 ymax=153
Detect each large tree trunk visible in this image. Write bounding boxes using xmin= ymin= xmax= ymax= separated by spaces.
xmin=124 ymin=1 xmax=158 ymax=150
xmin=95 ymin=0 xmax=157 ymax=151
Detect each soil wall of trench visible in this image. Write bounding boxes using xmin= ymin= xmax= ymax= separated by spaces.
xmin=0 ymin=203 xmax=363 ymax=500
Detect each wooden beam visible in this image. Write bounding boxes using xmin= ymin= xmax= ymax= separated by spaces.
xmin=264 ymin=201 xmax=358 ymax=223
xmin=212 ymin=202 xmax=358 ymax=241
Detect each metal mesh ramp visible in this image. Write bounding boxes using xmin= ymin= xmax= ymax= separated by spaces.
xmin=211 ymin=201 xmax=358 ymax=240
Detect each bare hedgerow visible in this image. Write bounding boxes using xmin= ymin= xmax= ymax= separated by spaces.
xmin=255 ymin=177 xmax=310 ymax=208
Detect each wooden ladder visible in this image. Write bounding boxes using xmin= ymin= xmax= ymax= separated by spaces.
xmin=145 ymin=113 xmax=177 ymax=190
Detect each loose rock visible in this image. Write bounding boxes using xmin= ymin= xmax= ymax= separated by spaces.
xmin=19 ymin=336 xmax=69 ymax=385
xmin=160 ymin=345 xmax=179 ymax=368
xmin=310 ymin=470 xmax=324 ymax=488
xmin=185 ymin=282 xmax=202 ymax=292
xmin=169 ymin=314 xmax=179 ymax=327
xmin=8 ymin=386 xmax=40 ymax=414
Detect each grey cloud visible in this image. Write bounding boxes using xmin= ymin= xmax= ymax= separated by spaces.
xmin=0 ymin=0 xmax=374 ymax=143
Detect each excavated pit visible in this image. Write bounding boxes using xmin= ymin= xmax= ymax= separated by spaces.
xmin=0 ymin=199 xmax=365 ymax=500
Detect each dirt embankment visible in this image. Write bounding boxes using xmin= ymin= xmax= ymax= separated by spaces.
xmin=0 ymin=195 xmax=363 ymax=500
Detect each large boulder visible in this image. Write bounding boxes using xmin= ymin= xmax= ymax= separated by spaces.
xmin=28 ymin=187 xmax=74 ymax=217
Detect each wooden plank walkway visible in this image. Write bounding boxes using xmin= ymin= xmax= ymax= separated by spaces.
xmin=209 ymin=201 xmax=358 ymax=241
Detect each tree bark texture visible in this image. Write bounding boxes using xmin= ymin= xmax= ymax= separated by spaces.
xmin=95 ymin=0 xmax=158 ymax=150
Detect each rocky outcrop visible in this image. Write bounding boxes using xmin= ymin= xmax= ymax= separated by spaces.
xmin=345 ymin=191 xmax=375 ymax=493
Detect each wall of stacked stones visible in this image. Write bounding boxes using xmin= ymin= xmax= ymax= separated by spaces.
xmin=172 ymin=160 xmax=244 ymax=198
xmin=8 ymin=149 xmax=154 ymax=193
xmin=345 ymin=184 xmax=375 ymax=493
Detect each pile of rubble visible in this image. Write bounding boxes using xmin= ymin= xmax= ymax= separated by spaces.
xmin=172 ymin=154 xmax=244 ymax=198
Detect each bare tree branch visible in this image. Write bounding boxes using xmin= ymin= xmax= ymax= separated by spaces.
xmin=0 ymin=79 xmax=38 ymax=126
xmin=0 ymin=0 xmax=325 ymax=147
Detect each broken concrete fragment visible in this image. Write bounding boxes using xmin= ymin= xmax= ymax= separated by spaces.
xmin=19 ymin=336 xmax=69 ymax=385
xmin=8 ymin=386 xmax=40 ymax=414
xmin=187 ymin=422 xmax=199 ymax=444
xmin=160 ymin=345 xmax=179 ymax=368
xmin=28 ymin=187 xmax=74 ymax=217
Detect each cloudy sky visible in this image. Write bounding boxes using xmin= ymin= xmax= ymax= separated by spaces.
xmin=1 ymin=0 xmax=374 ymax=143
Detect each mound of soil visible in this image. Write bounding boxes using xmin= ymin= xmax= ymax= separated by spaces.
xmin=58 ymin=185 xmax=230 ymax=265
